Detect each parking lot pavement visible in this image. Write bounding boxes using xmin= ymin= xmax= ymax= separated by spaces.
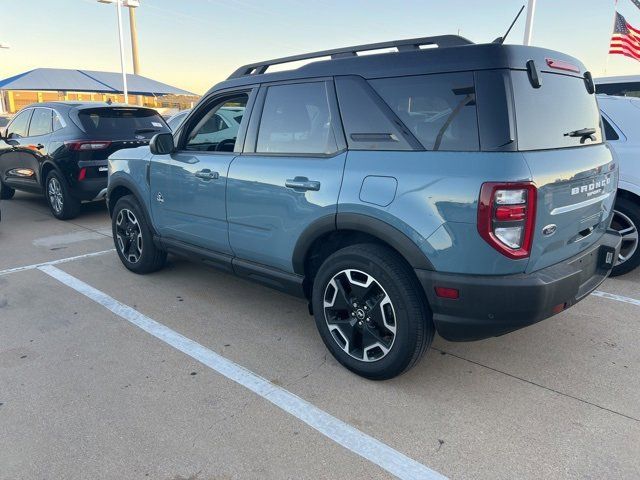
xmin=1 ymin=193 xmax=639 ymax=480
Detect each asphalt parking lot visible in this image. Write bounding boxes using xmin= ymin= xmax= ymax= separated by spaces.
xmin=1 ymin=192 xmax=639 ymax=480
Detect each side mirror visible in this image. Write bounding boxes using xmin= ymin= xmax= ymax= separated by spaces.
xmin=149 ymin=132 xmax=175 ymax=155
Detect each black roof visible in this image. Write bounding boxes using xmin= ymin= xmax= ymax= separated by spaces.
xmin=207 ymin=39 xmax=587 ymax=96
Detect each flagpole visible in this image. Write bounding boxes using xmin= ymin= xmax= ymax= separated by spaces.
xmin=523 ymin=0 xmax=537 ymax=45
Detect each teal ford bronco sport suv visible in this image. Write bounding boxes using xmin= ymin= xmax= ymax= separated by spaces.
xmin=107 ymin=36 xmax=621 ymax=379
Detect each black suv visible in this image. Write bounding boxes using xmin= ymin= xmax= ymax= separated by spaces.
xmin=0 ymin=102 xmax=170 ymax=219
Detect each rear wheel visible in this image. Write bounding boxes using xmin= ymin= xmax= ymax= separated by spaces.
xmin=0 ymin=180 xmax=15 ymax=200
xmin=45 ymin=170 xmax=80 ymax=220
xmin=312 ymin=243 xmax=434 ymax=380
xmin=610 ymin=197 xmax=640 ymax=277
xmin=112 ymin=195 xmax=166 ymax=274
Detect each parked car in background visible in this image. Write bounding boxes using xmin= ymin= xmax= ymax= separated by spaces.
xmin=599 ymin=94 xmax=640 ymax=276
xmin=108 ymin=36 xmax=620 ymax=379
xmin=0 ymin=103 xmax=170 ymax=219
xmin=166 ymin=109 xmax=190 ymax=131
xmin=596 ymin=75 xmax=640 ymax=98
xmin=0 ymin=114 xmax=12 ymax=137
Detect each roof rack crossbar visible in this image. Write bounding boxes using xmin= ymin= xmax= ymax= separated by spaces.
xmin=227 ymin=35 xmax=473 ymax=79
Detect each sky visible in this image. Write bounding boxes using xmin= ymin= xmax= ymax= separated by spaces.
xmin=1 ymin=0 xmax=639 ymax=95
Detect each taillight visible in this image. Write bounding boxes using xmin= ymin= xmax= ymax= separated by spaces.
xmin=478 ymin=182 xmax=537 ymax=259
xmin=78 ymin=167 xmax=87 ymax=181
xmin=64 ymin=140 xmax=112 ymax=151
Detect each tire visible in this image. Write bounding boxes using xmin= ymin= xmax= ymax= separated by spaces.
xmin=0 ymin=181 xmax=15 ymax=200
xmin=112 ymin=194 xmax=166 ymax=274
xmin=610 ymin=197 xmax=640 ymax=277
xmin=45 ymin=170 xmax=80 ymax=220
xmin=311 ymin=243 xmax=434 ymax=380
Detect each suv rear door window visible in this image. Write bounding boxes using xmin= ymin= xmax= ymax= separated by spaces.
xmin=511 ymin=71 xmax=603 ymax=150
xmin=369 ymin=73 xmax=480 ymax=151
xmin=28 ymin=108 xmax=53 ymax=137
xmin=77 ymin=107 xmax=170 ymax=139
xmin=601 ymin=116 xmax=620 ymax=141
xmin=256 ymin=82 xmax=338 ymax=155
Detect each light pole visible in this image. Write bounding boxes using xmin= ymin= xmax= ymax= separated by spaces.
xmin=98 ymin=0 xmax=139 ymax=103
xmin=523 ymin=0 xmax=537 ymax=46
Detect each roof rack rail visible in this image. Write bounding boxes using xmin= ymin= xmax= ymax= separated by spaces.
xmin=227 ymin=35 xmax=473 ymax=79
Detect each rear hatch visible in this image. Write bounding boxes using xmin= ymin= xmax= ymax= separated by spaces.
xmin=510 ymin=67 xmax=617 ymax=273
xmin=70 ymin=106 xmax=170 ymax=179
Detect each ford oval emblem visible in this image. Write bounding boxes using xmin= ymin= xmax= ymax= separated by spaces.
xmin=542 ymin=224 xmax=557 ymax=236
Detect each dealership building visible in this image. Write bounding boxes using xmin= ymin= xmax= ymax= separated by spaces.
xmin=0 ymin=68 xmax=198 ymax=114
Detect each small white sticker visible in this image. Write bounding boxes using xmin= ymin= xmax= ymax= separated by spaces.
xmin=152 ymin=122 xmax=163 ymax=128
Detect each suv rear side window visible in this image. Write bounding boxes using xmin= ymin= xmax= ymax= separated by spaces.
xmin=369 ymin=73 xmax=480 ymax=151
xmin=28 ymin=108 xmax=53 ymax=137
xmin=77 ymin=108 xmax=170 ymax=139
xmin=601 ymin=116 xmax=619 ymax=141
xmin=511 ymin=71 xmax=603 ymax=150
xmin=256 ymin=82 xmax=338 ymax=155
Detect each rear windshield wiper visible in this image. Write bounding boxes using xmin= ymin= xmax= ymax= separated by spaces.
xmin=564 ymin=128 xmax=596 ymax=144
xmin=134 ymin=128 xmax=161 ymax=134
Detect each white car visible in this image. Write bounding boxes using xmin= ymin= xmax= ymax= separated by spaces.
xmin=599 ymin=94 xmax=640 ymax=275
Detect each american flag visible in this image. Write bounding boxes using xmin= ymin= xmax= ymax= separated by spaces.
xmin=610 ymin=12 xmax=640 ymax=61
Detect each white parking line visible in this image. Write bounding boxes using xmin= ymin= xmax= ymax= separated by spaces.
xmin=37 ymin=264 xmax=446 ymax=480
xmin=592 ymin=290 xmax=640 ymax=307
xmin=0 ymin=249 xmax=115 ymax=277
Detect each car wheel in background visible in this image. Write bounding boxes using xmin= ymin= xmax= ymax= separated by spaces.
xmin=610 ymin=197 xmax=640 ymax=277
xmin=0 ymin=180 xmax=15 ymax=200
xmin=112 ymin=194 xmax=167 ymax=274
xmin=311 ymin=243 xmax=434 ymax=380
xmin=45 ymin=170 xmax=81 ymax=220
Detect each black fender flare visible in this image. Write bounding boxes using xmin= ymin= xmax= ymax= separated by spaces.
xmin=292 ymin=213 xmax=434 ymax=275
xmin=107 ymin=176 xmax=156 ymax=234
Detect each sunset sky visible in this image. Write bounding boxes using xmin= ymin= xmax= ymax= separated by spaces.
xmin=1 ymin=0 xmax=639 ymax=95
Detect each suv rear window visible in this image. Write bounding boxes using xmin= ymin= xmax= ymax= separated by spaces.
xmin=511 ymin=72 xmax=603 ymax=150
xmin=77 ymin=107 xmax=170 ymax=139
xmin=369 ymin=73 xmax=480 ymax=151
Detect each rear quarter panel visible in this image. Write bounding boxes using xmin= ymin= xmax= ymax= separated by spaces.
xmin=338 ymin=151 xmax=533 ymax=275
xmin=107 ymin=146 xmax=153 ymax=213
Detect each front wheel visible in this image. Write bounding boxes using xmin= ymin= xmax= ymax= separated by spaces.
xmin=112 ymin=195 xmax=166 ymax=274
xmin=312 ymin=244 xmax=434 ymax=380
xmin=610 ymin=197 xmax=640 ymax=277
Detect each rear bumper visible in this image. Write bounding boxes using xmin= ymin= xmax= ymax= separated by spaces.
xmin=416 ymin=230 xmax=622 ymax=341
xmin=69 ymin=178 xmax=107 ymax=201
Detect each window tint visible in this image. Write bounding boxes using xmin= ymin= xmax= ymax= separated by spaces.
xmin=511 ymin=71 xmax=603 ymax=150
xmin=257 ymin=82 xmax=338 ymax=155
xmin=77 ymin=107 xmax=170 ymax=139
xmin=7 ymin=109 xmax=32 ymax=138
xmin=596 ymin=82 xmax=640 ymax=98
xmin=28 ymin=108 xmax=53 ymax=136
xmin=185 ymin=96 xmax=247 ymax=152
xmin=53 ymin=112 xmax=65 ymax=131
xmin=601 ymin=116 xmax=619 ymax=141
xmin=370 ymin=73 xmax=480 ymax=151
xmin=335 ymin=75 xmax=413 ymax=151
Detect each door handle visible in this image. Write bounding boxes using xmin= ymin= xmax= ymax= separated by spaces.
xmin=285 ymin=177 xmax=321 ymax=191
xmin=194 ymin=169 xmax=219 ymax=180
